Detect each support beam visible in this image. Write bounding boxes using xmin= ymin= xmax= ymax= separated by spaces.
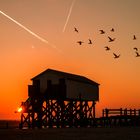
xmin=20 ymin=98 xmax=97 ymax=128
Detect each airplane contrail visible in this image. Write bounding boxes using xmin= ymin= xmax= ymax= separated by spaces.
xmin=62 ymin=0 xmax=76 ymax=32
xmin=0 ymin=10 xmax=61 ymax=52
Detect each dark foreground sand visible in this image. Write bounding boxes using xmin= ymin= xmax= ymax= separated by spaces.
xmin=0 ymin=127 xmax=140 ymax=140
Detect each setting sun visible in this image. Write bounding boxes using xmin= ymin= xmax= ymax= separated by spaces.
xmin=17 ymin=107 xmax=22 ymax=113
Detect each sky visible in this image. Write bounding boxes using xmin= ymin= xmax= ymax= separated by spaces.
xmin=0 ymin=0 xmax=140 ymax=120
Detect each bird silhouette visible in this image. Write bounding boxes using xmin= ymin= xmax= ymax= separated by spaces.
xmin=104 ymin=46 xmax=110 ymax=51
xmin=74 ymin=27 xmax=79 ymax=33
xmin=88 ymin=39 xmax=92 ymax=44
xmin=133 ymin=47 xmax=138 ymax=51
xmin=133 ymin=35 xmax=136 ymax=40
xmin=111 ymin=28 xmax=114 ymax=32
xmin=99 ymin=30 xmax=105 ymax=34
xmin=77 ymin=41 xmax=84 ymax=45
xmin=113 ymin=53 xmax=120 ymax=58
xmin=135 ymin=52 xmax=140 ymax=57
xmin=108 ymin=36 xmax=115 ymax=42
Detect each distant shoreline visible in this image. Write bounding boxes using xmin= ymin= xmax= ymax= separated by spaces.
xmin=0 ymin=120 xmax=20 ymax=129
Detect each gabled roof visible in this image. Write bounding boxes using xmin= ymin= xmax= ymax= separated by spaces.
xmin=31 ymin=68 xmax=99 ymax=86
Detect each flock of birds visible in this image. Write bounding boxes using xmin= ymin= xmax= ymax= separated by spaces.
xmin=74 ymin=27 xmax=140 ymax=59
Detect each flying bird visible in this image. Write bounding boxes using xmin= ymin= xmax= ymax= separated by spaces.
xmin=77 ymin=41 xmax=84 ymax=45
xmin=74 ymin=27 xmax=79 ymax=33
xmin=133 ymin=47 xmax=138 ymax=51
xmin=133 ymin=35 xmax=136 ymax=40
xmin=113 ymin=53 xmax=120 ymax=59
xmin=135 ymin=52 xmax=140 ymax=57
xmin=99 ymin=30 xmax=105 ymax=34
xmin=104 ymin=46 xmax=110 ymax=51
xmin=88 ymin=39 xmax=92 ymax=44
xmin=108 ymin=36 xmax=115 ymax=42
xmin=111 ymin=28 xmax=114 ymax=32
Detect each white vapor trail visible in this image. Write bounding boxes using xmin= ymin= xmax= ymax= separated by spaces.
xmin=62 ymin=0 xmax=76 ymax=32
xmin=0 ymin=10 xmax=61 ymax=52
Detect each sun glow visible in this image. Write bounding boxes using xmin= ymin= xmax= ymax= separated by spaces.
xmin=17 ymin=107 xmax=22 ymax=113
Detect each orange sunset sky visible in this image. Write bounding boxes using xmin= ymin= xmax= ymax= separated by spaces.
xmin=0 ymin=0 xmax=140 ymax=120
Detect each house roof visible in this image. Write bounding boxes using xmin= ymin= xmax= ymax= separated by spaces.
xmin=31 ymin=68 xmax=99 ymax=86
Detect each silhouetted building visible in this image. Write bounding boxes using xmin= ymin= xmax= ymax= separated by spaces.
xmin=20 ymin=69 xmax=99 ymax=128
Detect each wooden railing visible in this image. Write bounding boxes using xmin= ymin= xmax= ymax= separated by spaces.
xmin=102 ymin=108 xmax=140 ymax=117
xmin=96 ymin=108 xmax=140 ymax=127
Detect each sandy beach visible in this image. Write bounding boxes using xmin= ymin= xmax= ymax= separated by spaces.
xmin=0 ymin=127 xmax=140 ymax=140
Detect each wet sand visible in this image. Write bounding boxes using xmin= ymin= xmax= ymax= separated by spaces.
xmin=0 ymin=127 xmax=140 ymax=140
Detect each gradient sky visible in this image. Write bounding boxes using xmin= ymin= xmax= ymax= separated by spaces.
xmin=0 ymin=0 xmax=140 ymax=120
